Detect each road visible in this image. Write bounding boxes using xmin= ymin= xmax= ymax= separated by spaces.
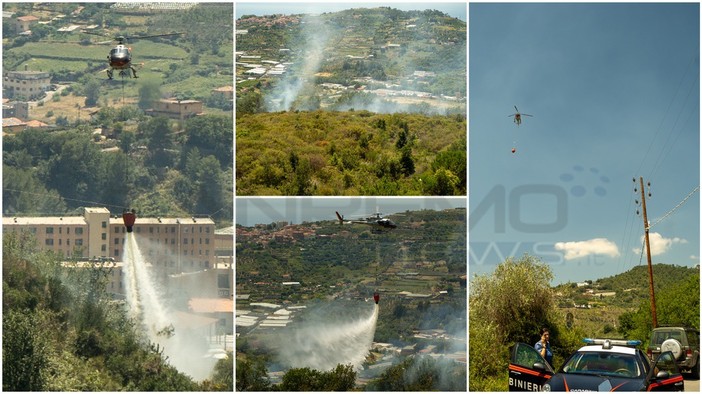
xmin=684 ymin=376 xmax=699 ymax=392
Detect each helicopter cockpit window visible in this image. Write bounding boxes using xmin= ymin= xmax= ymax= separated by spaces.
xmin=110 ymin=47 xmax=129 ymax=57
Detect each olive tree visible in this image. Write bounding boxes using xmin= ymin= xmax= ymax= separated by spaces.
xmin=469 ymin=254 xmax=556 ymax=391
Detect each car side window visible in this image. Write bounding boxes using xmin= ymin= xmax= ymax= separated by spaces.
xmin=512 ymin=343 xmax=546 ymax=369
xmin=637 ymin=349 xmax=652 ymax=375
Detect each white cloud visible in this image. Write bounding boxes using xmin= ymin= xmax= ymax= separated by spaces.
xmin=554 ymin=238 xmax=620 ymax=261
xmin=633 ymin=232 xmax=687 ymax=256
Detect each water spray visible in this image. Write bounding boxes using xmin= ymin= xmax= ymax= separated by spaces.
xmin=122 ymin=232 xmax=218 ymax=380
xmin=274 ymin=301 xmax=379 ymax=372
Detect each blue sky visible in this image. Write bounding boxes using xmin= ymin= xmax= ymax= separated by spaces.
xmin=469 ymin=3 xmax=700 ymax=284
xmin=236 ymin=2 xmax=466 ymax=21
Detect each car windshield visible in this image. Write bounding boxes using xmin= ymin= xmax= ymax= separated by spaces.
xmin=562 ymin=351 xmax=641 ymax=378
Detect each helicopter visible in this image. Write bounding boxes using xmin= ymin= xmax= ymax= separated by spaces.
xmin=335 ymin=210 xmax=397 ymax=232
xmin=508 ymin=105 xmax=533 ymax=126
xmin=81 ymin=31 xmax=183 ymax=79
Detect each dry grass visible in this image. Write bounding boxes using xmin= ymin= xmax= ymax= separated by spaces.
xmin=32 ymin=92 xmax=137 ymax=124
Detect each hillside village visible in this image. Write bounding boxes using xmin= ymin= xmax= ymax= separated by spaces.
xmin=3 ymin=3 xmax=233 ymax=135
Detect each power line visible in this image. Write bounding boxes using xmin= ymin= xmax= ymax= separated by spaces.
xmin=648 ymin=185 xmax=700 ymax=230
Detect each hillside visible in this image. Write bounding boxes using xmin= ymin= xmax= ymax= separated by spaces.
xmin=4 ymin=3 xmax=233 ymax=109
xmin=554 ymin=264 xmax=699 ymax=338
xmin=236 ymin=110 xmax=466 ymax=195
xmin=236 ymin=207 xmax=466 ymax=285
xmin=2 ymin=3 xmax=233 ymax=224
xmin=555 ymin=264 xmax=698 ymax=308
xmin=236 ymin=7 xmax=466 ymax=113
xmin=236 ymin=207 xmax=467 ymax=390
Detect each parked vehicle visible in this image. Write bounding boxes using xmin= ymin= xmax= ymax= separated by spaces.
xmin=508 ymin=338 xmax=684 ymax=391
xmin=647 ymin=326 xmax=700 ymax=379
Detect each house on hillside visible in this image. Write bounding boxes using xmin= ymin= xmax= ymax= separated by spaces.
xmin=146 ymin=98 xmax=203 ymax=120
xmin=15 ymin=15 xmax=39 ymax=33
xmin=212 ymin=86 xmax=233 ymax=101
xmin=4 ymin=70 xmax=51 ymax=101
xmin=2 ymin=117 xmax=26 ymax=133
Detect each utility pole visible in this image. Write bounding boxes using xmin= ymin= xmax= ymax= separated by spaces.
xmin=637 ymin=177 xmax=658 ymax=328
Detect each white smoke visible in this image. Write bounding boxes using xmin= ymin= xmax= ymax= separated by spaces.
xmin=266 ymin=15 xmax=333 ymax=111
xmin=274 ymin=303 xmax=378 ymax=371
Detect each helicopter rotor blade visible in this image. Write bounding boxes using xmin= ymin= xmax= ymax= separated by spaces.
xmin=124 ymin=32 xmax=184 ymax=40
xmin=81 ymin=30 xmax=109 ymax=37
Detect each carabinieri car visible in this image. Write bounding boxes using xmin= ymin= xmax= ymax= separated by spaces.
xmin=508 ymin=338 xmax=684 ymax=391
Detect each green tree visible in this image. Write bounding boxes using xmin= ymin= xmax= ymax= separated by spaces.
xmin=469 ymin=255 xmax=555 ymax=391
xmin=183 ymin=115 xmax=233 ymax=168
xmin=236 ymin=90 xmax=263 ymax=117
xmin=208 ymin=353 xmax=233 ymax=390
xmin=196 ymin=155 xmax=227 ymax=215
xmin=140 ymin=116 xmax=175 ymax=168
xmin=83 ymin=76 xmax=101 ymax=107
xmin=369 ymin=356 xmax=466 ymax=391
xmin=3 ymin=166 xmax=67 ymax=215
xmin=399 ymin=146 xmax=415 ymax=176
xmin=278 ymin=364 xmax=356 ymax=391
xmin=235 ymin=357 xmax=270 ymax=391
xmin=3 ymin=310 xmax=49 ymax=391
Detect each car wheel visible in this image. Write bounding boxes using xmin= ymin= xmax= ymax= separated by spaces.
xmin=661 ymin=338 xmax=683 ymax=359
xmin=692 ymin=357 xmax=700 ymax=380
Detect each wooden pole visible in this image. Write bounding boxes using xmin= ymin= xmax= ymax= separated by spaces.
xmin=640 ymin=177 xmax=658 ymax=328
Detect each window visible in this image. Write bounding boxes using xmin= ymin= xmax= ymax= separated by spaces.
xmin=149 ymin=227 xmax=154 ymax=233
xmin=115 ymin=249 xmax=119 ymax=256
xmin=218 ymin=273 xmax=230 ymax=288
xmin=184 ymin=238 xmax=188 ymax=244
xmin=115 ymin=226 xmax=120 ymax=233
xmin=76 ymin=239 xmax=83 ymax=246
xmin=58 ymin=239 xmax=62 ymax=245
xmin=59 ymin=227 xmax=62 ymax=234
xmin=115 ymin=238 xmax=120 ymax=245
xmin=101 ymin=244 xmax=106 ymax=252
xmin=102 ymin=221 xmax=107 ymax=228
xmin=205 ymin=238 xmax=210 ymax=245
xmin=67 ymin=227 xmax=70 ymax=234
xmin=46 ymin=227 xmax=54 ymax=234
xmin=101 ymin=233 xmax=107 ymax=240
xmin=45 ymin=239 xmax=54 ymax=246
xmin=76 ymin=228 xmax=83 ymax=235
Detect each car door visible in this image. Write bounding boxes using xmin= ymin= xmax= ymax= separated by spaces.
xmin=647 ymin=351 xmax=685 ymax=391
xmin=509 ymin=342 xmax=554 ymax=391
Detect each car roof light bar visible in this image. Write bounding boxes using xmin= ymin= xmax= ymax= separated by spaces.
xmin=583 ymin=338 xmax=642 ymax=348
